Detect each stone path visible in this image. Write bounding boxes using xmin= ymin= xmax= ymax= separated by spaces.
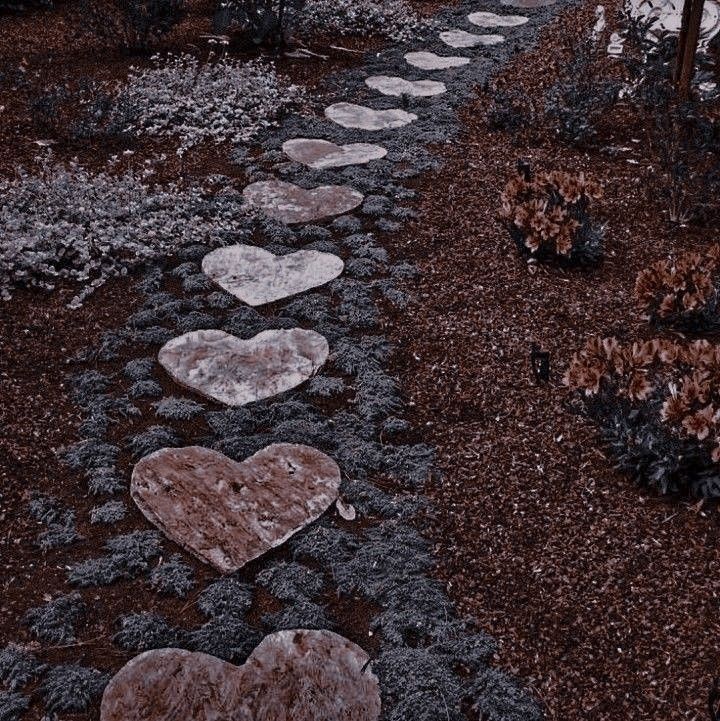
xmin=101 ymin=630 xmax=381 ymax=721
xmin=44 ymin=4 xmax=556 ymax=719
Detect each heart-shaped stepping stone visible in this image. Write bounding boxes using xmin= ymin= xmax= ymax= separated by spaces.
xmin=243 ymin=180 xmax=363 ymax=224
xmin=501 ymin=0 xmax=555 ymax=7
xmin=202 ymin=245 xmax=344 ymax=306
xmin=131 ymin=444 xmax=341 ymax=572
xmin=158 ymin=328 xmax=328 ymax=406
xmin=467 ymin=10 xmax=529 ymax=26
xmin=440 ymin=29 xmax=505 ymax=47
xmin=364 ymin=75 xmax=446 ymax=97
xmin=324 ymin=102 xmax=417 ymax=130
xmin=404 ymin=51 xmax=470 ymax=70
xmin=100 ymin=630 xmax=381 ymax=721
xmin=282 ymin=138 xmax=387 ymax=168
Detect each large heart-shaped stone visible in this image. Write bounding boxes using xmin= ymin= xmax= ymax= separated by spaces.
xmin=467 ymin=10 xmax=529 ymax=26
xmin=324 ymin=102 xmax=417 ymax=130
xmin=364 ymin=75 xmax=446 ymax=97
xmin=202 ymin=245 xmax=344 ymax=306
xmin=158 ymin=328 xmax=328 ymax=406
xmin=243 ymin=180 xmax=363 ymax=224
xmin=404 ymin=51 xmax=471 ymax=70
xmin=282 ymin=138 xmax=387 ymax=169
xmin=100 ymin=630 xmax=381 ymax=721
xmin=440 ymin=29 xmax=505 ymax=47
xmin=131 ymin=444 xmax=341 ymax=572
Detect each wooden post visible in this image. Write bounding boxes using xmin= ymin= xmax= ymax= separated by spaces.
xmin=676 ymin=0 xmax=706 ymax=101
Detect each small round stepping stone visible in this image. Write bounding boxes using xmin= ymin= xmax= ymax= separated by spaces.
xmin=365 ymin=75 xmax=446 ymax=97
xmin=404 ymin=51 xmax=470 ymax=70
xmin=282 ymin=138 xmax=387 ymax=169
xmin=467 ymin=10 xmax=529 ymax=27
xmin=100 ymin=630 xmax=381 ymax=721
xmin=131 ymin=444 xmax=341 ymax=573
xmin=324 ymin=102 xmax=417 ymax=130
xmin=243 ymin=180 xmax=363 ymax=224
xmin=202 ymin=245 xmax=344 ymax=306
xmin=158 ymin=328 xmax=328 ymax=406
xmin=440 ymin=29 xmax=505 ymax=47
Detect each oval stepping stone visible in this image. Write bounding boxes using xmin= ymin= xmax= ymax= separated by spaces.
xmin=131 ymin=444 xmax=341 ymax=572
xmin=243 ymin=180 xmax=363 ymax=224
xmin=365 ymin=75 xmax=446 ymax=97
xmin=282 ymin=138 xmax=387 ymax=169
xmin=440 ymin=29 xmax=505 ymax=47
xmin=501 ymin=0 xmax=555 ymax=7
xmin=100 ymin=630 xmax=381 ymax=721
xmin=202 ymin=245 xmax=344 ymax=307
xmin=324 ymin=102 xmax=417 ymax=130
xmin=404 ymin=51 xmax=470 ymax=70
xmin=158 ymin=328 xmax=328 ymax=406
xmin=467 ymin=10 xmax=529 ymax=26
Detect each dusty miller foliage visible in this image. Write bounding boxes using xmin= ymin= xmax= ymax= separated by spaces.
xmin=23 ymin=593 xmax=85 ymax=644
xmin=90 ymin=500 xmax=127 ymax=525
xmin=0 ymin=692 xmax=29 ymax=721
xmin=256 ymin=561 xmax=325 ymax=601
xmin=0 ymin=647 xmax=42 ymax=690
xmin=113 ymin=613 xmax=188 ymax=652
xmin=39 ymin=664 xmax=109 ymax=715
xmin=68 ymin=531 xmax=162 ymax=586
xmin=117 ymin=54 xmax=306 ymax=154
xmin=148 ymin=554 xmax=195 ymax=597
xmin=0 ymin=156 xmax=250 ymax=305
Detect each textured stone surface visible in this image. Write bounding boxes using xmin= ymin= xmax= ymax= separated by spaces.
xmin=364 ymin=75 xmax=446 ymax=97
xmin=131 ymin=444 xmax=341 ymax=572
xmin=500 ymin=0 xmax=555 ymax=6
xmin=440 ymin=29 xmax=505 ymax=47
xmin=467 ymin=10 xmax=529 ymax=26
xmin=158 ymin=328 xmax=329 ymax=406
xmin=100 ymin=630 xmax=380 ymax=721
xmin=324 ymin=103 xmax=417 ymax=130
xmin=404 ymin=51 xmax=470 ymax=70
xmin=243 ymin=180 xmax=363 ymax=224
xmin=202 ymin=245 xmax=344 ymax=306
xmin=282 ymin=138 xmax=387 ymax=169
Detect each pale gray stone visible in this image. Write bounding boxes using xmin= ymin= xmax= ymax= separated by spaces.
xmin=202 ymin=245 xmax=344 ymax=307
xmin=100 ymin=630 xmax=380 ymax=721
xmin=282 ymin=139 xmax=387 ymax=169
xmin=131 ymin=444 xmax=341 ymax=572
xmin=158 ymin=328 xmax=329 ymax=406
xmin=324 ymin=103 xmax=417 ymax=131
xmin=467 ymin=10 xmax=529 ymax=26
xmin=404 ymin=51 xmax=471 ymax=70
xmin=439 ymin=29 xmax=505 ymax=47
xmin=243 ymin=180 xmax=363 ymax=224
xmin=364 ymin=75 xmax=446 ymax=97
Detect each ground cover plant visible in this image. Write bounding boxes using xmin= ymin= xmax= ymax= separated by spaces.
xmin=0 ymin=155 xmax=250 ymax=305
xmin=117 ymin=54 xmax=306 ymax=153
xmin=500 ymin=164 xmax=604 ymax=266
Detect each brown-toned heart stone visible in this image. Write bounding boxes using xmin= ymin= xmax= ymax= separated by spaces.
xmin=131 ymin=444 xmax=341 ymax=573
xmin=404 ymin=51 xmax=471 ymax=70
xmin=364 ymin=75 xmax=446 ymax=97
xmin=100 ymin=630 xmax=381 ymax=721
xmin=324 ymin=103 xmax=417 ymax=130
xmin=282 ymin=139 xmax=387 ymax=169
xmin=201 ymin=245 xmax=344 ymax=306
xmin=158 ymin=328 xmax=329 ymax=406
xmin=243 ymin=179 xmax=363 ymax=224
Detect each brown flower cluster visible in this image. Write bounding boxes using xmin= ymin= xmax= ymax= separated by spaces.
xmin=634 ymin=245 xmax=720 ymax=320
xmin=565 ymin=336 xmax=720 ymax=460
xmin=500 ymin=170 xmax=602 ymax=257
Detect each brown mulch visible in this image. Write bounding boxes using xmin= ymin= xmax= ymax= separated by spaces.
xmin=393 ymin=3 xmax=720 ymax=721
